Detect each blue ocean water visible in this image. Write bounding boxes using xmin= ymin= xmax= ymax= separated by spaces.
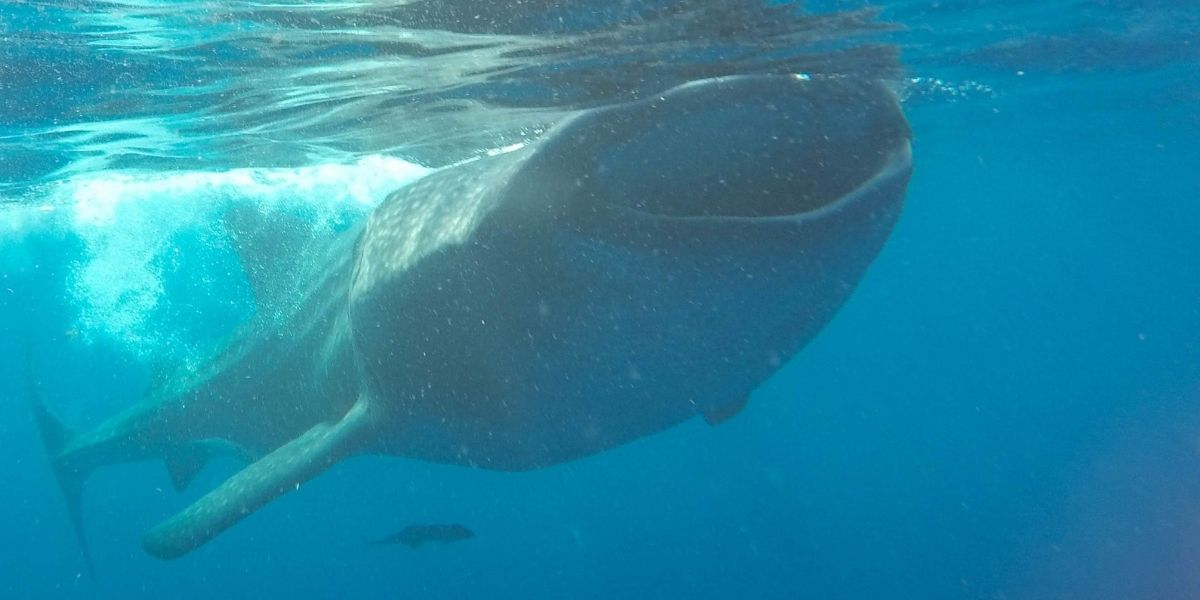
xmin=1 ymin=1 xmax=1198 ymax=598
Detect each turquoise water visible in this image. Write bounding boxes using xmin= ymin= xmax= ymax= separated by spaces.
xmin=2 ymin=1 xmax=1198 ymax=598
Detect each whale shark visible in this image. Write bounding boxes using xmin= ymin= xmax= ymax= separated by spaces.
xmin=35 ymin=74 xmax=913 ymax=561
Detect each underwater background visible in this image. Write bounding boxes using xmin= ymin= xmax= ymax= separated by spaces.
xmin=1 ymin=1 xmax=1198 ymax=598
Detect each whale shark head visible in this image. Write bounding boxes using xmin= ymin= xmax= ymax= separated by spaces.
xmin=351 ymin=74 xmax=913 ymax=468
xmin=517 ymin=74 xmax=911 ymax=222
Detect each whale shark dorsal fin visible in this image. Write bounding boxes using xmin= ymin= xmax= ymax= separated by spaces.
xmin=142 ymin=396 xmax=374 ymax=559
xmin=222 ymin=204 xmax=342 ymax=311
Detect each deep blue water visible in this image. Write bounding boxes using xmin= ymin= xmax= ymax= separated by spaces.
xmin=2 ymin=1 xmax=1199 ymax=599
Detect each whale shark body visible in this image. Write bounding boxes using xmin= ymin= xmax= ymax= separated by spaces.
xmin=36 ymin=75 xmax=913 ymax=560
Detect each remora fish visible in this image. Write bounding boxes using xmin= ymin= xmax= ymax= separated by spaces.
xmin=369 ymin=524 xmax=476 ymax=549
xmin=34 ymin=74 xmax=913 ymax=561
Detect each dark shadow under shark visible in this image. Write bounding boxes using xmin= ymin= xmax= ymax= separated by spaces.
xmin=369 ymin=524 xmax=476 ymax=549
xmin=35 ymin=74 xmax=913 ymax=561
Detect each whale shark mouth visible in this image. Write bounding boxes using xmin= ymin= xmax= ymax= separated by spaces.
xmin=563 ymin=75 xmax=913 ymax=220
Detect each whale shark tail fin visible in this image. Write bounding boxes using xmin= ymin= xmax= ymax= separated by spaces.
xmin=29 ymin=371 xmax=96 ymax=577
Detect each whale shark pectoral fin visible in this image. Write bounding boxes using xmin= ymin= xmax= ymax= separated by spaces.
xmin=142 ymin=396 xmax=374 ymax=560
xmin=702 ymin=396 xmax=750 ymax=426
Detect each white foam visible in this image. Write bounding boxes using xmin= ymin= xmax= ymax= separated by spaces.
xmin=22 ymin=154 xmax=431 ymax=359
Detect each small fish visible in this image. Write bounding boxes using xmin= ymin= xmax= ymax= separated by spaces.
xmin=369 ymin=524 xmax=475 ymax=549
